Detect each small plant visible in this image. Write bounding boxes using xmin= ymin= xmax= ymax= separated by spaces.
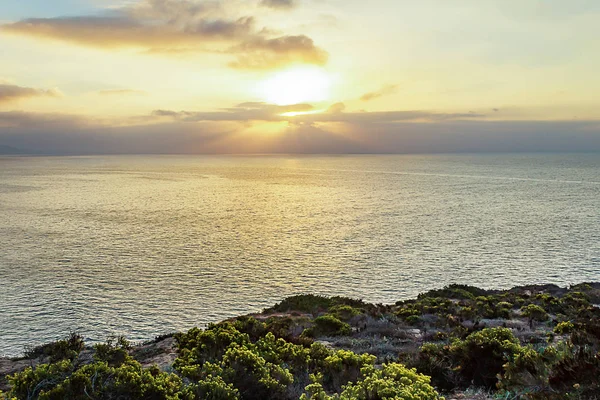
xmin=7 ymin=359 xmax=185 ymax=399
xmin=190 ymin=375 xmax=241 ymax=399
xmin=302 ymin=363 xmax=442 ymax=399
xmin=521 ymin=304 xmax=549 ymax=322
xmin=266 ymin=295 xmax=364 ymax=314
xmin=303 ymin=315 xmax=351 ymax=337
xmin=418 ymin=284 xmax=488 ymax=300
xmin=94 ymin=335 xmax=132 ymax=366
xmin=328 ymin=305 xmax=361 ymax=321
xmin=414 ymin=327 xmax=525 ymax=390
xmin=554 ymin=321 xmax=575 ymax=334
xmin=23 ymin=332 xmax=84 ymax=362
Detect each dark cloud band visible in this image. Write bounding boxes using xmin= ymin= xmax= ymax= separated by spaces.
xmin=0 ymin=84 xmax=59 ymax=104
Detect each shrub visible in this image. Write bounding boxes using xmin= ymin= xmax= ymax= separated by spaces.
xmin=23 ymin=332 xmax=84 ymax=363
xmin=254 ymin=332 xmax=311 ymax=374
xmin=268 ymin=295 xmax=334 ymax=314
xmin=554 ymin=321 xmax=575 ymax=335
xmin=322 ymin=350 xmax=376 ymax=392
xmin=7 ymin=360 xmax=74 ymax=399
xmin=453 ymin=327 xmax=522 ymax=388
xmin=303 ymin=315 xmax=351 ymax=337
xmin=93 ymin=335 xmax=132 ymax=366
xmin=328 ymin=305 xmax=361 ymax=321
xmin=175 ymin=323 xmax=250 ymax=369
xmin=418 ymin=284 xmax=488 ymax=301
xmin=267 ymin=295 xmax=364 ymax=315
xmin=175 ymin=326 xmax=312 ymax=399
xmin=264 ymin=317 xmax=296 ymax=341
xmin=301 ymin=363 xmax=442 ymax=400
xmin=190 ymin=375 xmax=240 ymax=399
xmin=412 ymin=343 xmax=461 ymax=391
xmin=232 ymin=316 xmax=267 ymax=341
xmin=414 ymin=327 xmax=523 ymax=390
xmin=500 ymin=341 xmax=600 ymax=398
xmin=497 ymin=301 xmax=513 ymax=309
xmin=396 ymin=306 xmax=421 ymax=319
xmin=521 ymin=304 xmax=549 ymax=322
xmin=405 ymin=315 xmax=421 ymax=326
xmin=6 ymin=358 xmax=186 ymax=400
xmin=496 ymin=307 xmax=512 ymax=319
xmin=220 ymin=344 xmax=293 ymax=400
xmin=548 ymin=346 xmax=600 ymax=394
xmin=339 ymin=363 xmax=442 ymax=400
xmin=499 ymin=344 xmax=557 ymax=393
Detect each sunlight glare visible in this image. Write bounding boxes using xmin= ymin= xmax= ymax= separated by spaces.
xmin=259 ymin=67 xmax=332 ymax=106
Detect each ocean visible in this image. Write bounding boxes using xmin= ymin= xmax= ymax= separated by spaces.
xmin=1 ymin=154 xmax=599 ymax=355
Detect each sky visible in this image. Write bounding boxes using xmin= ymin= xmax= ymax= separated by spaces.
xmin=0 ymin=0 xmax=599 ymax=154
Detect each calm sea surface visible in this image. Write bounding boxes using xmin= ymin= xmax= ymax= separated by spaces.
xmin=1 ymin=154 xmax=599 ymax=355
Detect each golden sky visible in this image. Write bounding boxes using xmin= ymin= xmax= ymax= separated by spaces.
xmin=1 ymin=0 xmax=599 ymax=154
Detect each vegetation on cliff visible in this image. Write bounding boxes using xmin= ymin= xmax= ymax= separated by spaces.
xmin=2 ymin=282 xmax=600 ymax=399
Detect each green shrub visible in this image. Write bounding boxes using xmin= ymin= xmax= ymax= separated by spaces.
xmin=549 ymin=351 xmax=600 ymax=398
xmin=499 ymin=344 xmax=558 ymax=393
xmin=500 ymin=341 xmax=600 ymax=398
xmin=303 ymin=315 xmax=351 ymax=337
xmin=175 ymin=323 xmax=250 ymax=369
xmin=232 ymin=316 xmax=267 ymax=341
xmin=308 ymin=342 xmax=333 ymax=370
xmin=322 ymin=350 xmax=376 ymax=392
xmin=497 ymin=301 xmax=513 ymax=309
xmin=418 ymin=284 xmax=488 ymax=300
xmin=175 ymin=326 xmax=310 ymax=399
xmin=414 ymin=327 xmax=524 ymax=390
xmin=412 ymin=343 xmax=461 ymax=391
xmin=339 ymin=363 xmax=442 ymax=400
xmin=554 ymin=321 xmax=575 ymax=334
xmin=264 ymin=317 xmax=296 ymax=341
xmin=396 ymin=306 xmax=420 ymax=319
xmin=453 ymin=327 xmax=522 ymax=388
xmin=6 ymin=359 xmax=185 ymax=400
xmin=7 ymin=360 xmax=74 ymax=400
xmin=328 ymin=305 xmax=361 ymax=321
xmin=23 ymin=332 xmax=84 ymax=362
xmin=458 ymin=306 xmax=476 ymax=320
xmin=220 ymin=344 xmax=293 ymax=400
xmin=190 ymin=375 xmax=240 ymax=399
xmin=93 ymin=335 xmax=132 ymax=366
xmin=496 ymin=307 xmax=512 ymax=319
xmin=301 ymin=363 xmax=442 ymax=400
xmin=267 ymin=295 xmax=364 ymax=314
xmin=521 ymin=304 xmax=549 ymax=322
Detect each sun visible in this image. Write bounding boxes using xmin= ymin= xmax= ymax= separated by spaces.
xmin=259 ymin=67 xmax=332 ymax=106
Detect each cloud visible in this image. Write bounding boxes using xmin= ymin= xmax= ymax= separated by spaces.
xmin=228 ymin=35 xmax=328 ymax=69
xmin=327 ymin=102 xmax=346 ymax=113
xmin=0 ymin=84 xmax=60 ymax=104
xmin=1 ymin=0 xmax=327 ymax=70
xmin=0 ymin=111 xmax=94 ymax=128
xmin=308 ymin=109 xmax=484 ymax=123
xmin=2 ymin=110 xmax=600 ymax=155
xmin=2 ymin=15 xmax=255 ymax=48
xmin=260 ymin=0 xmax=296 ymax=10
xmin=151 ymin=102 xmax=484 ymax=123
xmin=360 ymin=84 xmax=398 ymax=102
xmin=152 ymin=102 xmax=315 ymax=121
xmin=98 ymin=89 xmax=147 ymax=96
